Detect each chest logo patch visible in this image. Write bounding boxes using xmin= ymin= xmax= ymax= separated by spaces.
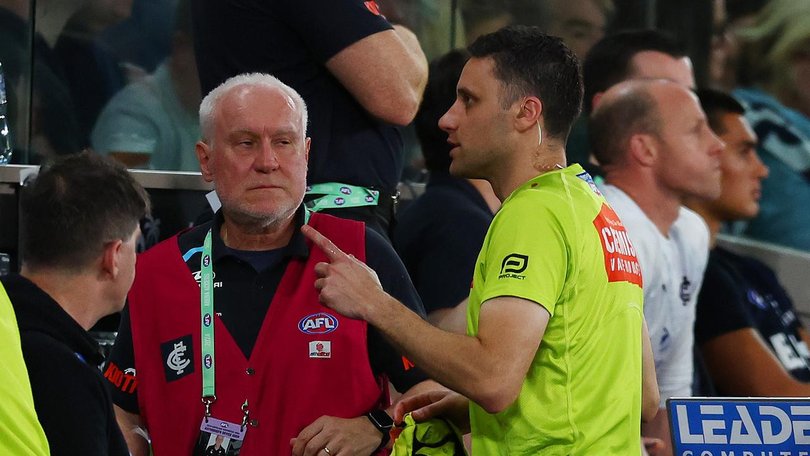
xmin=594 ymin=203 xmax=643 ymax=287
xmin=299 ymin=313 xmax=339 ymax=334
xmin=679 ymin=276 xmax=693 ymax=305
xmin=309 ymin=341 xmax=332 ymax=359
xmin=161 ymin=334 xmax=194 ymax=382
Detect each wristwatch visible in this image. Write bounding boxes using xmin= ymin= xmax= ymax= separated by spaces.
xmin=366 ymin=409 xmax=394 ymax=450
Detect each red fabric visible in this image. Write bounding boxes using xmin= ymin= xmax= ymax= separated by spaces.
xmin=129 ymin=213 xmax=388 ymax=455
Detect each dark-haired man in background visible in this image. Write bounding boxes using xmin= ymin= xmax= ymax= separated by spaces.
xmin=304 ymin=26 xmax=645 ymax=454
xmin=688 ymin=88 xmax=810 ymax=397
xmin=393 ymin=49 xmax=498 ymax=334
xmin=1 ymin=152 xmax=149 ymax=455
xmin=567 ymin=29 xmax=694 ymax=169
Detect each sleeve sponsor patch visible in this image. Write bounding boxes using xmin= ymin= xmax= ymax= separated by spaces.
xmin=364 ymin=1 xmax=382 ymax=15
xmin=103 ymin=361 xmax=138 ymax=394
xmin=593 ymin=203 xmax=643 ymax=287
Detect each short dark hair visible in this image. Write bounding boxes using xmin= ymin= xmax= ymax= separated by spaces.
xmin=415 ymin=49 xmax=470 ymax=173
xmin=20 ymin=152 xmax=150 ymax=271
xmin=468 ymin=25 xmax=583 ymax=140
xmin=583 ymin=29 xmax=687 ymax=113
xmin=589 ymin=84 xmax=661 ymax=167
xmin=696 ymin=88 xmax=745 ymax=135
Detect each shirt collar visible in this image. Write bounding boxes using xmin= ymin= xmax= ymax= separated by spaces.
xmin=210 ymin=206 xmax=310 ymax=262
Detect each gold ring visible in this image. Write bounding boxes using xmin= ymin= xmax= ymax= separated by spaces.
xmin=323 ymin=447 xmax=332 ymax=455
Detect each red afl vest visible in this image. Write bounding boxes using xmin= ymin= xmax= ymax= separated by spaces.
xmin=128 ymin=213 xmax=388 ymax=455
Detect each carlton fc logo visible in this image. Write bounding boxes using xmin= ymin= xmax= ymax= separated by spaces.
xmin=298 ymin=313 xmax=339 ymax=334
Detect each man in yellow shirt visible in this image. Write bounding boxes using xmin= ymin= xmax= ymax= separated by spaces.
xmin=304 ymin=26 xmax=645 ymax=453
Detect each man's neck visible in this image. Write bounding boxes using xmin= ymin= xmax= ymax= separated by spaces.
xmin=608 ymin=175 xmax=682 ymax=237
xmin=20 ymin=268 xmax=102 ymax=331
xmin=684 ymin=202 xmax=722 ymax=248
xmin=490 ymin=143 xmax=567 ymax=201
xmin=220 ymin=213 xmax=296 ymax=251
xmin=466 ymin=178 xmax=501 ymax=214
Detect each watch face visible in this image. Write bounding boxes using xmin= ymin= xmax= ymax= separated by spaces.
xmin=368 ymin=410 xmax=394 ymax=430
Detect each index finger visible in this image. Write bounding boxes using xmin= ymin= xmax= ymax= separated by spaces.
xmin=301 ymin=224 xmax=347 ymax=261
xmin=393 ymin=391 xmax=445 ymax=422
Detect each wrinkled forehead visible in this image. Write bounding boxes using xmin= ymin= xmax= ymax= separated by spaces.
xmin=217 ymin=85 xmax=305 ymax=134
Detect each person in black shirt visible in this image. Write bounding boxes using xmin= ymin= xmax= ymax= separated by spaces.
xmin=191 ymin=0 xmax=427 ymax=236
xmin=1 ymin=152 xmax=149 ymax=455
xmin=687 ymin=88 xmax=810 ymax=396
xmin=204 ymin=435 xmax=226 ymax=456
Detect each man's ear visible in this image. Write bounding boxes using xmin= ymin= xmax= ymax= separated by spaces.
xmin=628 ymin=133 xmax=658 ymax=167
xmin=305 ymin=137 xmax=311 ymax=161
xmin=196 ymin=141 xmax=215 ymax=182
xmin=101 ymin=239 xmax=124 ymax=279
xmin=514 ymin=96 xmax=543 ymax=132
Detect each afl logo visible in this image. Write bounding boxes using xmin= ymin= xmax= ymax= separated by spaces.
xmin=203 ymin=313 xmax=212 ymax=327
xmin=202 ymin=255 xmax=210 ymax=267
xmin=298 ymin=313 xmax=339 ymax=334
xmin=334 ymin=197 xmax=345 ymax=206
xmin=204 ymin=354 xmax=213 ymax=369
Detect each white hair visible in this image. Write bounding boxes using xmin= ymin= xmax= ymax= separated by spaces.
xmin=198 ymin=72 xmax=308 ymax=145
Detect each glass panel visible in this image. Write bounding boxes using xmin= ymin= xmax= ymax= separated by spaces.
xmin=0 ymin=1 xmax=33 ymax=164
xmin=29 ymin=0 xmax=197 ymax=170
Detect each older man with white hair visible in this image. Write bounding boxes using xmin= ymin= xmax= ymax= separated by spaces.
xmin=106 ymin=73 xmax=435 ymax=456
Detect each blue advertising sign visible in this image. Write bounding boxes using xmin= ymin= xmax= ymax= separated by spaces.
xmin=668 ymin=397 xmax=810 ymax=456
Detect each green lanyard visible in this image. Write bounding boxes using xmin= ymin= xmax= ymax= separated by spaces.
xmin=199 ymin=209 xmax=312 ymax=415
xmin=200 ymin=230 xmax=216 ymax=412
xmin=305 ymin=182 xmax=379 ymax=212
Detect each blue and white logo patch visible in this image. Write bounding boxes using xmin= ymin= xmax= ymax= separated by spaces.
xmin=298 ymin=313 xmax=339 ymax=334
xmin=576 ymin=171 xmax=602 ymax=196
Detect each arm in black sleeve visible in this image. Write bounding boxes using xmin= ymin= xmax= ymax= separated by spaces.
xmin=363 ymin=227 xmax=430 ymax=392
xmin=103 ymin=304 xmax=140 ymax=413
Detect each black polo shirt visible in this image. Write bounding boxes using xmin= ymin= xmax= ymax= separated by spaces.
xmin=393 ymin=173 xmax=494 ymax=313
xmin=108 ymin=209 xmax=427 ymax=413
xmin=2 ymin=274 xmax=128 ymax=455
xmin=192 ymin=0 xmax=404 ymax=197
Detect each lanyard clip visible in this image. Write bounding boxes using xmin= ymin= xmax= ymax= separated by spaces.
xmin=240 ymin=399 xmax=250 ymax=430
xmin=202 ymin=395 xmax=217 ymax=422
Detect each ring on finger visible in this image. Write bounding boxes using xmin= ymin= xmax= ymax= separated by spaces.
xmin=323 ymin=447 xmax=332 ymax=455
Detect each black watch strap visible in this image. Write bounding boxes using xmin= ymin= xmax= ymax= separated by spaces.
xmin=366 ymin=409 xmax=394 ymax=450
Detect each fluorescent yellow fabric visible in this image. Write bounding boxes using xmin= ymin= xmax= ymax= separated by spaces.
xmin=467 ymin=165 xmax=643 ymax=455
xmin=391 ymin=413 xmax=468 ymax=456
xmin=0 ymin=281 xmax=50 ymax=455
